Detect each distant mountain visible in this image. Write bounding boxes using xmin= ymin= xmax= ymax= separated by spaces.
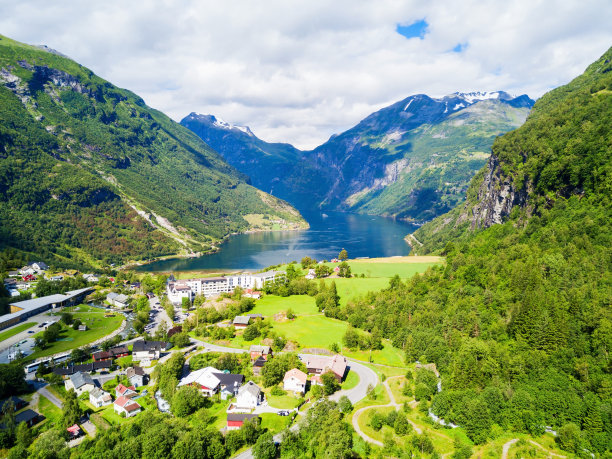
xmin=182 ymin=91 xmax=534 ymax=221
xmin=0 ymin=35 xmax=306 ymax=269
xmin=180 ymin=113 xmax=302 ymax=198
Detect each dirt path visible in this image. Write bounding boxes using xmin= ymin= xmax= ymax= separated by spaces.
xmin=351 ymin=377 xmax=423 ymax=447
xmin=501 ymin=438 xmax=566 ymax=459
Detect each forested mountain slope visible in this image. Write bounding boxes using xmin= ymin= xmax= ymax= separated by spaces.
xmin=183 ymin=92 xmax=533 ymax=221
xmin=0 ymin=35 xmax=305 ymax=269
xmin=330 ymin=47 xmax=612 ymax=452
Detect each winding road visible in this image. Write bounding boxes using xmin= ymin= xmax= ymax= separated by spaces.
xmin=351 ymin=376 xmax=422 ymax=447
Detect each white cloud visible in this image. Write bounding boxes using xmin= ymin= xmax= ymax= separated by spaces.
xmin=1 ymin=0 xmax=611 ymax=149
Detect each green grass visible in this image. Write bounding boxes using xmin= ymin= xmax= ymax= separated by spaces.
xmin=266 ymin=392 xmax=303 ymax=409
xmin=209 ymin=399 xmax=233 ymax=430
xmin=0 ymin=322 xmax=36 ymax=342
xmin=325 ymin=277 xmax=389 ymax=307
xmin=37 ymin=394 xmax=63 ymax=425
xmin=326 ymin=260 xmax=441 ymax=279
xmin=357 ymin=406 xmax=396 ymax=443
xmin=28 ymin=312 xmax=123 ymax=360
xmin=259 ymin=412 xmax=292 ymax=434
xmin=387 ymin=376 xmax=413 ymax=404
xmin=343 ymin=339 xmax=406 ymax=367
xmin=250 ymin=295 xmax=318 ymax=316
xmin=341 ymin=369 xmax=359 ymax=390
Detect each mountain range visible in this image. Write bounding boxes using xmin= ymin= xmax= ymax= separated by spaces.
xmin=181 ymin=91 xmax=534 ymax=222
xmin=0 ymin=35 xmax=306 ymax=269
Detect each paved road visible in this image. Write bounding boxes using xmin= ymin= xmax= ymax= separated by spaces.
xmin=149 ymin=296 xmax=172 ymax=335
xmin=38 ymin=385 xmax=63 ymax=409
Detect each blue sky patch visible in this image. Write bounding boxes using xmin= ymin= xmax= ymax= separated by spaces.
xmin=452 ymin=42 xmax=468 ymax=53
xmin=396 ymin=20 xmax=428 ymax=39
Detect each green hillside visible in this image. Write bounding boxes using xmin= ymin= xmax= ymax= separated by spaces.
xmin=329 ymin=47 xmax=612 ymax=452
xmin=0 ymin=35 xmax=306 ymax=269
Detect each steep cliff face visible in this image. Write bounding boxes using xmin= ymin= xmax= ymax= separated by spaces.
xmin=413 ymin=45 xmax=612 ymax=254
xmin=468 ymin=154 xmax=531 ymax=229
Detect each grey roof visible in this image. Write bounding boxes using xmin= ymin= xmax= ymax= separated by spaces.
xmin=250 ymin=270 xmax=283 ymax=279
xmin=214 ymin=373 xmax=244 ymax=389
xmin=253 ymin=356 xmax=266 ymax=367
xmin=127 ymin=366 xmax=145 ymax=377
xmin=0 ymin=396 xmax=26 ymax=411
xmin=107 ymin=292 xmax=129 ymax=303
xmin=233 ymin=316 xmax=250 ymax=325
xmin=70 ymin=371 xmax=94 ymax=389
xmin=227 ymin=413 xmax=258 ymax=422
xmin=90 ymin=388 xmax=110 ymax=399
xmin=11 ymin=287 xmax=94 ymax=312
xmin=133 ymin=340 xmax=168 ymax=352
xmin=14 ymin=409 xmax=40 ymax=424
xmin=238 ymin=380 xmax=261 ymax=398
xmin=249 ymin=345 xmax=271 ymax=354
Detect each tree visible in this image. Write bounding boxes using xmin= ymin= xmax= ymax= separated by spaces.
xmin=170 ymin=332 xmax=191 ymax=348
xmin=338 ymin=248 xmax=348 ymax=261
xmin=60 ymin=312 xmax=73 ymax=325
xmin=71 ymin=318 xmax=82 ymax=330
xmin=1 ymin=399 xmax=15 ymax=436
xmin=62 ymin=389 xmax=83 ymax=427
xmin=556 ymin=423 xmax=581 ymax=452
xmin=0 ymin=363 xmax=28 ymax=398
xmin=181 ymin=297 xmax=191 ymax=311
xmin=337 ymin=261 xmax=351 ymax=278
xmin=343 ymin=328 xmax=360 ymax=349
xmin=321 ymin=371 xmax=340 ymax=395
xmin=14 ymin=421 xmax=33 ymax=448
xmin=261 ymin=353 xmax=306 ymax=387
xmin=393 ymin=413 xmax=411 ymax=435
xmin=338 ymin=395 xmax=352 ymax=413
xmin=171 ymin=386 xmax=206 ymax=417
xmin=29 ymin=428 xmax=69 ymax=459
xmin=252 ymin=432 xmax=276 ymax=459
xmin=301 ymin=256 xmax=316 ymax=269
xmin=314 ymin=264 xmax=331 ymax=278
xmin=463 ymin=398 xmax=491 ymax=444
xmin=243 ymin=324 xmax=260 ymax=341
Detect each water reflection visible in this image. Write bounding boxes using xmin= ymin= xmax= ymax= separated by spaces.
xmin=138 ymin=210 xmax=417 ymax=272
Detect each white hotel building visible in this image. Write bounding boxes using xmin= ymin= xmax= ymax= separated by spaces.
xmin=166 ymin=271 xmax=284 ymax=304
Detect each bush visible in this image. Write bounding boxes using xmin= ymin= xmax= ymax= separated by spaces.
xmin=270 ymin=386 xmax=286 ymax=396
xmin=370 ymin=411 xmax=384 ymax=431
xmin=243 ymin=324 xmax=260 ymax=341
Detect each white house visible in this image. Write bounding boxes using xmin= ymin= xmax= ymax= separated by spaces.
xmin=132 ymin=340 xmax=167 ymax=362
xmin=283 ymin=368 xmax=307 ymax=394
xmin=64 ymin=372 xmax=95 ymax=396
xmin=177 ymin=367 xmax=221 ymax=396
xmin=89 ymin=388 xmax=112 ymax=408
xmin=114 ymin=396 xmax=141 ymax=418
xmin=126 ymin=366 xmax=148 ymax=387
xmin=235 ymin=381 xmax=264 ymax=409
xmin=115 ymin=384 xmax=137 ymax=399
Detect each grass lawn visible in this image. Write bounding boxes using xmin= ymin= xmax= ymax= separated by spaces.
xmin=250 ymin=295 xmax=318 ymax=316
xmin=28 ymin=312 xmax=123 ymax=360
xmin=265 ymin=391 xmax=303 ymax=409
xmin=325 ymin=277 xmax=389 ymax=307
xmin=341 ymin=260 xmax=440 ymax=279
xmin=387 ymin=376 xmax=413 ymax=404
xmin=208 ymin=399 xmax=232 ymax=430
xmin=260 ymin=412 xmax=292 ymax=434
xmin=37 ymin=394 xmax=63 ymax=425
xmin=343 ymin=339 xmax=406 ymax=367
xmin=341 ymin=369 xmax=359 ymax=390
xmin=116 ymin=355 xmax=133 ymax=368
xmin=0 ymin=322 xmax=36 ymax=342
xmin=357 ymin=406 xmax=396 ymax=443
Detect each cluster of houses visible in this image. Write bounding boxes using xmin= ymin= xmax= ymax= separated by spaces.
xmin=173 ymin=345 xmax=348 ymax=430
xmin=51 ymin=341 xmax=169 ymax=378
xmin=63 ymin=365 xmax=149 ymax=418
xmin=166 ymin=271 xmax=284 ymax=304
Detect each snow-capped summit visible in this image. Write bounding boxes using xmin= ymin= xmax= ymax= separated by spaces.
xmin=184 ymin=113 xmax=254 ymax=136
xmin=453 ymin=91 xmax=514 ymax=104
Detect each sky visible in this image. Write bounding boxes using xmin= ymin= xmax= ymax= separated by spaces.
xmin=1 ymin=1 xmax=611 ymax=149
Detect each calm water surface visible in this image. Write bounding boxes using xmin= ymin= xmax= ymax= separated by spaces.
xmin=138 ymin=210 xmax=418 ymax=272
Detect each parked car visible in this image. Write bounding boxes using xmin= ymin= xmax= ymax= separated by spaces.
xmin=277 ymin=410 xmax=290 ymax=416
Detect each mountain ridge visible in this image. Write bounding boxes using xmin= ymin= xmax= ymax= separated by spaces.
xmin=182 ymin=91 xmax=534 ymax=222
xmin=0 ymin=34 xmax=306 ymax=269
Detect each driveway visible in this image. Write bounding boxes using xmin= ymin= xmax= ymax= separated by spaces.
xmin=38 ymin=385 xmax=63 ymax=409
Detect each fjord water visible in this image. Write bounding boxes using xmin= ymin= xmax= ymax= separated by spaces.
xmin=138 ymin=210 xmax=418 ymax=271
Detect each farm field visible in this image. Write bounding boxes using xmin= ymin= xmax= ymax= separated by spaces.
xmin=249 ymin=295 xmax=317 ymax=316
